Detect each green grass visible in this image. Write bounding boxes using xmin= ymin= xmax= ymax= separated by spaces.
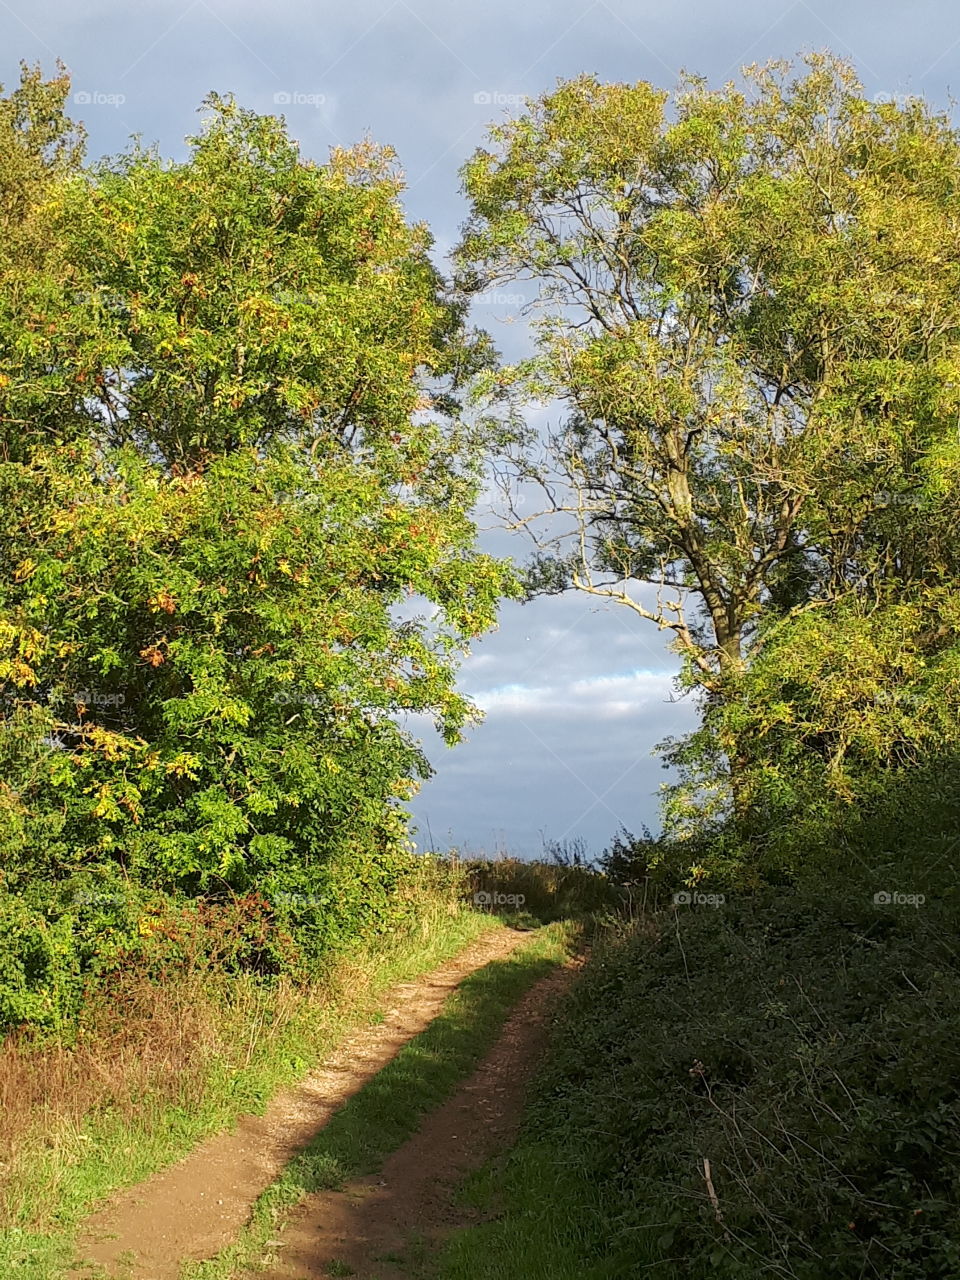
xmin=0 ymin=905 xmax=503 ymax=1280
xmin=436 ymin=1145 xmax=620 ymax=1280
xmin=183 ymin=919 xmax=580 ymax=1280
xmin=434 ymin=1138 xmax=677 ymax=1280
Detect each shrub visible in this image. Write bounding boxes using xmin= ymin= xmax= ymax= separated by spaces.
xmin=0 ymin=895 xmax=80 ymax=1032
xmin=516 ymin=757 xmax=960 ymax=1278
xmin=460 ymin=856 xmax=618 ymax=922
xmin=529 ymin=910 xmax=960 ymax=1275
xmin=0 ymin=852 xmax=471 ymax=1034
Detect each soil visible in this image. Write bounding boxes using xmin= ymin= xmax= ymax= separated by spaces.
xmin=245 ymin=959 xmax=581 ymax=1280
xmin=73 ymin=926 xmax=533 ymax=1280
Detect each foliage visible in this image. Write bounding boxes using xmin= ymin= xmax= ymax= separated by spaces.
xmin=0 ymin=443 xmax=511 ymax=895
xmin=456 ymin=755 xmax=960 ymax=1279
xmin=653 ymin=591 xmax=960 ymax=875
xmin=0 ymin=894 xmax=79 ymax=1032
xmin=0 ymin=65 xmax=516 ymax=1018
xmin=458 ymin=54 xmax=960 ymax=829
xmin=597 ymin=823 xmax=750 ymax=899
xmin=460 ymin=855 xmax=619 ymax=921
xmin=540 ymin=908 xmax=960 ymax=1275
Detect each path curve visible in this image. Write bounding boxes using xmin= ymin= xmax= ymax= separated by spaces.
xmin=73 ymin=926 xmax=529 ymax=1280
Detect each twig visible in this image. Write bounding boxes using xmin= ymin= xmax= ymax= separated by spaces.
xmin=702 ymin=1156 xmax=732 ymax=1240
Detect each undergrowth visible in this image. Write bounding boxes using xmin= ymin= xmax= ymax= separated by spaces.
xmin=440 ymin=759 xmax=960 ymax=1280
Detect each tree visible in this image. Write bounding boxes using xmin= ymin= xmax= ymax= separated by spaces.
xmin=0 ymin=81 xmax=515 ymax=898
xmin=458 ymin=54 xmax=960 ymax=829
xmin=0 ymin=63 xmax=87 ymax=462
xmin=0 ymin=60 xmax=83 ymax=261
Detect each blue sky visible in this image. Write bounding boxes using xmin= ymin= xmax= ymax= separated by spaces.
xmin=3 ymin=0 xmax=958 ymax=857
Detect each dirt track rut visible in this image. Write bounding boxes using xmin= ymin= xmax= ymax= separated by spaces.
xmin=73 ymin=927 xmax=531 ymax=1280
xmin=247 ymin=959 xmax=580 ymax=1280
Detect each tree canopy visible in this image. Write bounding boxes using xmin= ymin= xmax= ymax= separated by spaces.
xmin=458 ymin=54 xmax=960 ymax=840
xmin=0 ymin=69 xmax=515 ymax=898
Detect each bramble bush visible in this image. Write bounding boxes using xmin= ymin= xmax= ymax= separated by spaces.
xmin=511 ymin=754 xmax=960 ymax=1278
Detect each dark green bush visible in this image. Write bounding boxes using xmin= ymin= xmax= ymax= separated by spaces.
xmin=531 ymin=888 xmax=960 ymax=1277
xmin=516 ymin=756 xmax=960 ymax=1278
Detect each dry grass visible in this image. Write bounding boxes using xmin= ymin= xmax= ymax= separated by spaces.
xmin=0 ymin=971 xmax=290 ymax=1224
xmin=0 ymin=896 xmax=491 ymax=1234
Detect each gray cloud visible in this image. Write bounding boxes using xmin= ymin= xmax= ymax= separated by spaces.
xmin=406 ymin=593 xmax=699 ymax=858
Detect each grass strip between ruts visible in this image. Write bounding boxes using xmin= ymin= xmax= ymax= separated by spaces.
xmin=183 ymin=919 xmax=580 ymax=1280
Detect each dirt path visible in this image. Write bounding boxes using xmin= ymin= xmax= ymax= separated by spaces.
xmin=73 ymin=927 xmax=531 ymax=1280
xmin=244 ymin=958 xmax=581 ymax=1280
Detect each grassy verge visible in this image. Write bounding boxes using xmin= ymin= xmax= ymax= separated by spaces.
xmin=183 ymin=919 xmax=580 ymax=1280
xmin=437 ymin=1144 xmax=626 ymax=1280
xmin=0 ymin=902 xmax=502 ymax=1280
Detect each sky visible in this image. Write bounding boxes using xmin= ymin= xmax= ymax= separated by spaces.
xmin=2 ymin=0 xmax=958 ymax=858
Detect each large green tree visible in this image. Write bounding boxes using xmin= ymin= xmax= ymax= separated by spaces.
xmin=0 ymin=72 xmax=514 ymax=897
xmin=458 ymin=54 xmax=960 ymax=830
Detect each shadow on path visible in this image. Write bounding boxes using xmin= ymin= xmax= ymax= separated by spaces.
xmin=249 ymin=959 xmax=581 ymax=1280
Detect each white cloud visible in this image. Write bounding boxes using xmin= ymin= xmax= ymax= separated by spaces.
xmin=475 ymin=669 xmax=676 ymax=719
